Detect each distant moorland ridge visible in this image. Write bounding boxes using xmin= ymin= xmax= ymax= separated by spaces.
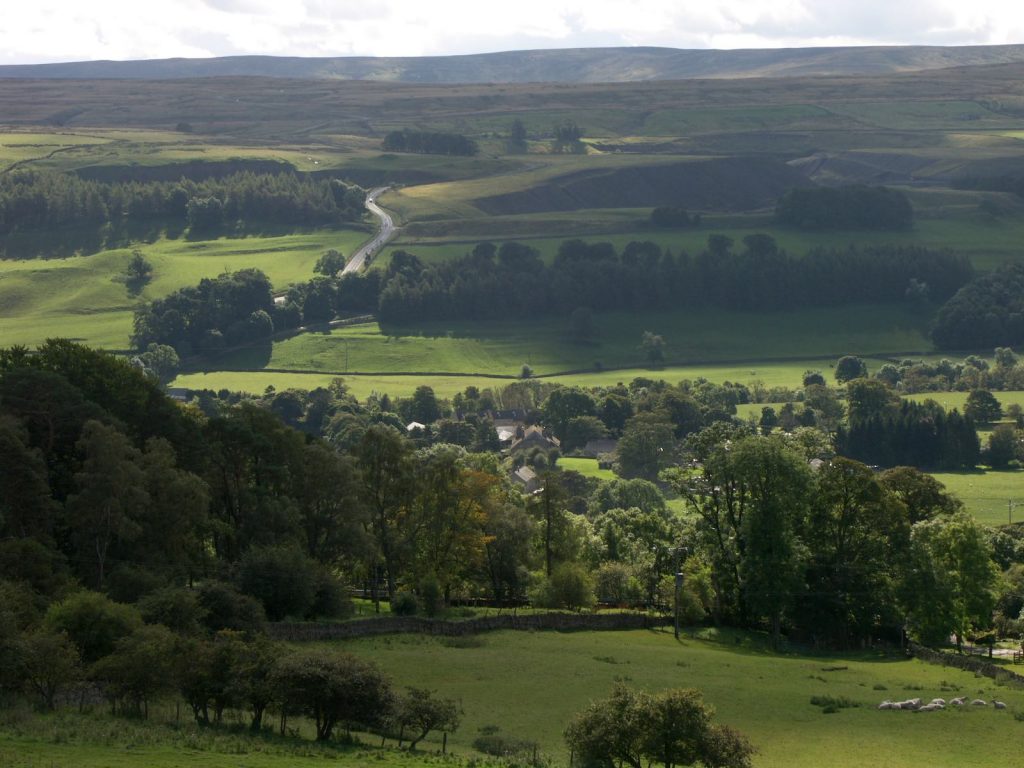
xmin=5 ymin=44 xmax=1024 ymax=83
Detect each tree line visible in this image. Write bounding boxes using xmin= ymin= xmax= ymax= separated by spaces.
xmin=775 ymin=185 xmax=914 ymax=230
xmin=0 ymin=170 xmax=366 ymax=241
xmin=131 ymin=268 xmax=276 ymax=355
xmin=932 ymin=263 xmax=1024 ymax=349
xmin=361 ymin=237 xmax=971 ymax=324
xmin=836 ymin=398 xmax=980 ymax=470
xmin=382 ymin=129 xmax=479 ymax=156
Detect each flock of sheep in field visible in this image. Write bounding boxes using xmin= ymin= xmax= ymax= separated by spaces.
xmin=878 ymin=697 xmax=1007 ymax=712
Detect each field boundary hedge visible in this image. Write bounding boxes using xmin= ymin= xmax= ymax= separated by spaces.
xmin=268 ymin=611 xmax=671 ymax=641
xmin=909 ymin=642 xmax=1024 ymax=686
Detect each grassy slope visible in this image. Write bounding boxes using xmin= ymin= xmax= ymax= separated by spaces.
xmin=0 ymin=713 xmax=460 ymax=768
xmin=7 ymin=628 xmax=1024 ymax=768
xmin=0 ymin=230 xmax=368 ymax=349
xmin=340 ymin=628 xmax=1024 ymax=768
xmin=931 ymin=470 xmax=1024 ymax=527
xmin=203 ymin=305 xmax=929 ymax=378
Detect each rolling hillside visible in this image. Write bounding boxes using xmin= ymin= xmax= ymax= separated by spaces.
xmin=5 ymin=44 xmax=1024 ymax=83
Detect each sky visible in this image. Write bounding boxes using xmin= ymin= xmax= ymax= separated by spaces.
xmin=2 ymin=0 xmax=1024 ymax=65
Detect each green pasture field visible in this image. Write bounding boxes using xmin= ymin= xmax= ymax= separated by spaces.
xmin=641 ymin=104 xmax=843 ymax=135
xmin=205 ymin=304 xmax=929 ymax=380
xmin=0 ymin=127 xmax=520 ymax=181
xmin=823 ymin=100 xmax=1017 ymax=130
xmin=170 ymin=359 xmax=847 ymax=400
xmin=0 ymin=130 xmax=114 ymax=169
xmin=930 ymin=470 xmax=1024 ymax=528
xmin=905 ymin=391 xmax=1024 ymax=413
xmin=385 ymin=213 xmax=1024 ymax=271
xmin=558 ymin=457 xmax=616 ymax=480
xmin=340 ymin=628 xmax=1024 ymax=767
xmin=379 ymin=154 xmax=683 ymax=223
xmin=0 ymin=229 xmax=368 ymax=349
xmin=0 ymin=711 xmax=463 ymax=768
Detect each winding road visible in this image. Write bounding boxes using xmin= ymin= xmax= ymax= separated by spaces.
xmin=344 ymin=186 xmax=397 ymax=274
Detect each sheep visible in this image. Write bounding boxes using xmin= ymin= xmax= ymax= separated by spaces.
xmin=971 ymin=699 xmax=987 ymax=706
xmin=950 ymin=697 xmax=966 ymax=706
xmin=929 ymin=698 xmax=946 ymax=706
xmin=878 ymin=701 xmax=894 ymax=710
xmin=917 ymin=704 xmax=937 ymax=712
xmin=994 ymin=701 xmax=1006 ymax=710
xmin=892 ymin=698 xmax=921 ymax=710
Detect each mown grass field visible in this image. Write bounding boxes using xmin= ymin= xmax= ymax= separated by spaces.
xmin=338 ymin=628 xmax=1024 ymax=768
xmin=0 ymin=229 xmax=368 ymax=349
xmin=558 ymin=457 xmax=616 ymax=480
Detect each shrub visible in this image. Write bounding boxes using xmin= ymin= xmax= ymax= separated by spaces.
xmin=392 ymin=591 xmax=419 ymax=616
xmin=272 ymin=650 xmax=394 ymax=741
xmin=473 ymin=733 xmax=539 ymax=758
xmin=810 ymin=695 xmax=859 ymax=714
xmin=309 ymin=568 xmax=353 ymax=620
xmin=531 ymin=563 xmax=596 ymax=611
xmin=418 ymin=575 xmax=443 ymax=618
xmin=238 ymin=546 xmax=317 ymax=621
xmin=138 ymin=587 xmax=207 ymax=636
xmin=43 ymin=591 xmax=142 ymax=664
xmin=91 ymin=625 xmax=177 ymax=718
xmin=196 ymin=581 xmax=267 ymax=634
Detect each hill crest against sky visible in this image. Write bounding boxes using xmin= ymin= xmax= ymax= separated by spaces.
xmin=4 ymin=44 xmax=1024 ymax=83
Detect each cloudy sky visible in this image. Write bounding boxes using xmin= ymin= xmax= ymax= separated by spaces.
xmin=3 ymin=0 xmax=1024 ymax=64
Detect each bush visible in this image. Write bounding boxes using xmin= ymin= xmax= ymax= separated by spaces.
xmin=91 ymin=624 xmax=177 ymax=718
xmin=418 ymin=575 xmax=443 ymax=617
xmin=309 ymin=568 xmax=353 ymax=620
xmin=391 ymin=591 xmax=419 ymax=616
xmin=43 ymin=591 xmax=142 ymax=665
xmin=104 ymin=565 xmax=166 ymax=604
xmin=11 ymin=630 xmax=83 ymax=711
xmin=810 ymin=694 xmax=859 ymax=714
xmin=473 ymin=733 xmax=539 ymax=758
xmin=595 ymin=562 xmax=641 ymax=606
xmin=196 ymin=581 xmax=267 ymax=634
xmin=138 ymin=587 xmax=207 ymax=636
xmin=530 ymin=563 xmax=596 ymax=611
xmin=272 ymin=650 xmax=394 ymax=741
xmin=238 ymin=546 xmax=318 ymax=622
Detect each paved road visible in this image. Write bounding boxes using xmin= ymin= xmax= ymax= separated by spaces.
xmin=344 ymin=186 xmax=397 ymax=274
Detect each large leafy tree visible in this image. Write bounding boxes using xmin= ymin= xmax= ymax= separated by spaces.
xmin=901 ymin=512 xmax=998 ymax=648
xmin=66 ymin=421 xmax=148 ymax=589
xmin=273 ymin=650 xmax=393 ymax=741
xmin=356 ymin=424 xmax=413 ymax=601
xmin=677 ymin=434 xmax=810 ymax=635
xmin=802 ymin=459 xmax=908 ymax=648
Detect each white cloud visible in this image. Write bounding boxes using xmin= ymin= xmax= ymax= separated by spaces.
xmin=1 ymin=0 xmax=1023 ymax=64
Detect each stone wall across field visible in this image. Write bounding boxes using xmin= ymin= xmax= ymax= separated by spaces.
xmin=269 ymin=611 xmax=671 ymax=642
xmin=909 ymin=642 xmax=1024 ymax=686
